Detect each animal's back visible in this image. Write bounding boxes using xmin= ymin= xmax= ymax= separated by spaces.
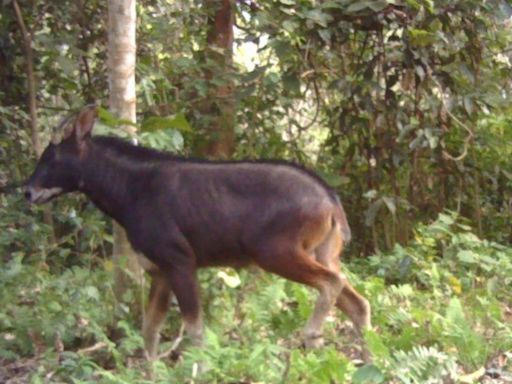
xmin=94 ymin=136 xmax=349 ymax=265
xmin=141 ymin=161 xmax=342 ymax=266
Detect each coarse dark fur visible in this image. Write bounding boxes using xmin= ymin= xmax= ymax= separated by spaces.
xmin=92 ymin=135 xmax=352 ymax=244
xmin=77 ymin=135 xmax=350 ymax=269
xmin=25 ymin=106 xmax=370 ymax=360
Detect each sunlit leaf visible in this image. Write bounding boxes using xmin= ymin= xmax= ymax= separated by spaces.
xmin=217 ymin=269 xmax=241 ymax=288
xmin=141 ymin=113 xmax=192 ymax=133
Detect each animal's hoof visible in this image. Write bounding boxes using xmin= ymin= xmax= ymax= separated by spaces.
xmin=304 ymin=334 xmax=324 ymax=349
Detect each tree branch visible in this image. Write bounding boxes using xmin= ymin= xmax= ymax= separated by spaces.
xmin=428 ymin=66 xmax=474 ymax=162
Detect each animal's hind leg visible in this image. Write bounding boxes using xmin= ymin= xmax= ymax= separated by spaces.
xmin=336 ymin=283 xmax=371 ymax=333
xmin=303 ymin=272 xmax=344 ymax=348
xmin=252 ymin=240 xmax=344 ymax=349
xmin=335 ymin=278 xmax=372 ymax=362
xmin=315 ymin=226 xmax=371 ymax=335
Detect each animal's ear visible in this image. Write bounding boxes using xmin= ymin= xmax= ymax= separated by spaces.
xmin=62 ymin=106 xmax=97 ymax=141
xmin=74 ymin=106 xmax=97 ymax=141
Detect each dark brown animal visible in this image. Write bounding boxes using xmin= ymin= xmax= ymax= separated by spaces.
xmin=25 ymin=106 xmax=371 ymax=360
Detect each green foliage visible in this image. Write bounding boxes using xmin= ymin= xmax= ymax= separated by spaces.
xmin=352 ymin=364 xmax=385 ymax=384
xmin=354 ymin=213 xmax=512 ymax=381
xmin=1 ymin=0 xmax=512 ymax=382
xmin=238 ymin=0 xmax=512 ymax=253
xmin=3 ymin=0 xmax=512 ymax=254
xmin=390 ymin=345 xmax=458 ymax=383
xmin=367 ymin=211 xmax=512 ymax=299
xmin=1 ymin=208 xmax=511 ymax=382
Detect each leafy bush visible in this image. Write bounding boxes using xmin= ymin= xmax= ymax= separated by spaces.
xmin=1 ymin=196 xmax=511 ymax=383
xmin=367 ymin=211 xmax=512 ymax=298
xmin=355 ymin=212 xmax=512 ymax=381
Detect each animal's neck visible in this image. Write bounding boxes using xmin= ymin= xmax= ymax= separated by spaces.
xmin=78 ymin=146 xmax=139 ymax=225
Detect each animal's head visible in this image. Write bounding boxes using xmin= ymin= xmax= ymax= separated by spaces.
xmin=25 ymin=106 xmax=96 ymax=204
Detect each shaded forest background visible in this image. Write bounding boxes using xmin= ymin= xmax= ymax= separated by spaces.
xmin=2 ymin=0 xmax=511 ymax=254
xmin=1 ymin=0 xmax=511 ymax=383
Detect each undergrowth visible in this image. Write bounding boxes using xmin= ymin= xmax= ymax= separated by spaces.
xmin=1 ymin=191 xmax=511 ymax=383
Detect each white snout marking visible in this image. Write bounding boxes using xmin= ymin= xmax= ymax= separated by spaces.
xmin=28 ymin=187 xmax=63 ymax=204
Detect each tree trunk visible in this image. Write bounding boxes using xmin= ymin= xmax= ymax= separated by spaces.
xmin=200 ymin=0 xmax=235 ymax=158
xmin=107 ymin=0 xmax=142 ymax=295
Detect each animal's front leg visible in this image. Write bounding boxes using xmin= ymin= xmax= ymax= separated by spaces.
xmin=168 ymin=266 xmax=204 ymax=347
xmin=142 ymin=273 xmax=172 ymax=360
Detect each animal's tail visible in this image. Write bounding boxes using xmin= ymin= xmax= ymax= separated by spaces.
xmin=332 ymin=195 xmax=352 ymax=244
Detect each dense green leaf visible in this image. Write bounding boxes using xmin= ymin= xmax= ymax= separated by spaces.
xmin=352 ymin=364 xmax=385 ymax=384
xmin=141 ymin=113 xmax=192 ymax=133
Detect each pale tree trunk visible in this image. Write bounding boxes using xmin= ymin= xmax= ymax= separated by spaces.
xmin=200 ymin=0 xmax=236 ymax=158
xmin=107 ymin=0 xmax=142 ymax=295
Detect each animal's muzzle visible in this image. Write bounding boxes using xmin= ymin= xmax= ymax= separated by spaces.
xmin=24 ymin=186 xmax=63 ymax=204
